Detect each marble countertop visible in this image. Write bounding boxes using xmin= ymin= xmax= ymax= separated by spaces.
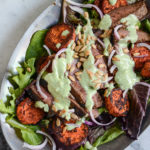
xmin=0 ymin=0 xmax=149 ymax=150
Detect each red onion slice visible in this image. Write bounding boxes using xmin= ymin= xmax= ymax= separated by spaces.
xmin=101 ymin=76 xmax=113 ymax=83
xmin=43 ymin=45 xmax=51 ymax=56
xmin=108 ymin=50 xmax=116 ymax=67
xmin=133 ymin=54 xmax=148 ymax=58
xmin=52 ymin=48 xmax=66 ymax=71
xmin=36 ymin=45 xmax=52 ymax=99
xmin=123 ymin=89 xmax=128 ymax=98
xmin=110 ymin=65 xmax=117 ymax=74
xmin=97 ymin=38 xmax=105 ymax=49
xmin=23 ymin=138 xmax=48 ymax=150
xmin=114 ymin=25 xmax=122 ymax=40
xmin=85 ymin=120 xmax=93 ymax=126
xmin=137 ymin=43 xmax=150 ymax=50
xmin=66 ymin=0 xmax=103 ymax=18
xmin=69 ymin=109 xmax=75 ymax=113
xmin=90 ymin=111 xmax=116 ymax=126
xmin=136 ymin=82 xmax=150 ymax=88
xmin=36 ymin=60 xmax=51 ymax=99
xmin=36 ymin=130 xmax=56 ymax=150
xmin=69 ymin=5 xmax=84 ymax=15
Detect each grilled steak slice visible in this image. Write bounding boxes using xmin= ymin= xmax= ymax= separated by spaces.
xmin=109 ymin=1 xmax=148 ymax=27
xmin=71 ymin=81 xmax=103 ymax=108
xmin=70 ymin=47 xmax=106 ymax=109
xmin=70 ymin=97 xmax=87 ymax=117
xmin=26 ymin=81 xmax=54 ymax=107
xmin=116 ymin=29 xmax=150 ymax=43
xmin=36 ymin=55 xmax=55 ymax=74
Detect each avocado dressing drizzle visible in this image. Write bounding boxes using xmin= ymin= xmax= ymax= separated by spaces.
xmin=109 ymin=0 xmax=117 ymax=5
xmin=113 ymin=14 xmax=140 ymax=90
xmin=79 ymin=18 xmax=108 ymax=111
xmin=44 ymin=40 xmax=74 ymax=120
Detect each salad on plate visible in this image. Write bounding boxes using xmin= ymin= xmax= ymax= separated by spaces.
xmin=0 ymin=0 xmax=150 ymax=149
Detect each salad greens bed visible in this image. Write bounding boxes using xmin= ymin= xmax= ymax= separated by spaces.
xmin=0 ymin=0 xmax=150 ymax=148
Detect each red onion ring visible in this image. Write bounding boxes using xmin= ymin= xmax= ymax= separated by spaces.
xmin=136 ymin=82 xmax=150 ymax=88
xmin=36 ymin=130 xmax=56 ymax=150
xmin=108 ymin=50 xmax=116 ymax=67
xmin=23 ymin=138 xmax=48 ymax=150
xmin=36 ymin=60 xmax=51 ymax=99
xmin=52 ymin=48 xmax=66 ymax=71
xmin=133 ymin=54 xmax=148 ymax=58
xmin=85 ymin=120 xmax=93 ymax=126
xmin=101 ymin=76 xmax=113 ymax=83
xmin=110 ymin=65 xmax=117 ymax=74
xmin=114 ymin=25 xmax=122 ymax=40
xmin=90 ymin=111 xmax=116 ymax=126
xmin=69 ymin=5 xmax=84 ymax=15
xmin=97 ymin=38 xmax=105 ymax=49
xmin=36 ymin=45 xmax=52 ymax=99
xmin=43 ymin=45 xmax=51 ymax=56
xmin=66 ymin=0 xmax=103 ymax=18
xmin=137 ymin=43 xmax=150 ymax=50
xmin=123 ymin=89 xmax=128 ymax=98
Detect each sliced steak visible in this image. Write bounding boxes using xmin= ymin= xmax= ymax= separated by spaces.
xmin=26 ymin=81 xmax=54 ymax=107
xmin=36 ymin=55 xmax=55 ymax=74
xmin=70 ymin=48 xmax=106 ymax=109
xmin=70 ymin=97 xmax=87 ymax=117
xmin=109 ymin=1 xmax=148 ymax=27
xmin=115 ymin=29 xmax=150 ymax=43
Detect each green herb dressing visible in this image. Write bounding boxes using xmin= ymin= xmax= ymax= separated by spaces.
xmin=44 ymin=41 xmax=74 ymax=120
xmin=113 ymin=54 xmax=139 ymax=90
xmin=61 ymin=30 xmax=70 ymax=36
xmin=99 ymin=14 xmax=112 ymax=31
xmin=79 ymin=19 xmax=103 ymax=111
xmin=66 ymin=117 xmax=85 ymax=131
xmin=103 ymin=37 xmax=111 ymax=56
xmin=114 ymin=14 xmax=139 ymax=90
xmin=35 ymin=101 xmax=49 ymax=112
xmin=56 ymin=43 xmax=61 ymax=49
xmin=109 ymin=0 xmax=117 ymax=5
xmin=118 ymin=14 xmax=139 ymax=49
xmin=105 ymin=82 xmax=114 ymax=97
xmin=127 ymin=0 xmax=136 ymax=4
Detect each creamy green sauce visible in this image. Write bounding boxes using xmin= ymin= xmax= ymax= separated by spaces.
xmin=127 ymin=0 xmax=136 ymax=4
xmin=56 ymin=43 xmax=61 ymax=49
xmin=79 ymin=18 xmax=103 ymax=111
xmin=103 ymin=37 xmax=111 ymax=56
xmin=118 ymin=14 xmax=139 ymax=49
xmin=109 ymin=0 xmax=117 ymax=5
xmin=113 ymin=54 xmax=139 ymax=90
xmin=105 ymin=82 xmax=114 ymax=97
xmin=66 ymin=117 xmax=85 ymax=131
xmin=113 ymin=14 xmax=139 ymax=90
xmin=35 ymin=101 xmax=49 ymax=112
xmin=44 ymin=41 xmax=74 ymax=120
xmin=61 ymin=30 xmax=70 ymax=36
xmin=99 ymin=14 xmax=112 ymax=31
xmin=85 ymin=141 xmax=97 ymax=150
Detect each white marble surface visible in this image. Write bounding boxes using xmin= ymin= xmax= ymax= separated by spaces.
xmin=0 ymin=0 xmax=150 ymax=150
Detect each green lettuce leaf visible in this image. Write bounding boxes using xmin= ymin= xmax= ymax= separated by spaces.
xmin=6 ymin=116 xmax=43 ymax=145
xmin=0 ymin=58 xmax=36 ymax=115
xmin=0 ymin=88 xmax=16 ymax=114
xmin=25 ymin=29 xmax=48 ymax=61
xmin=12 ymin=58 xmax=36 ymax=97
xmin=93 ymin=126 xmax=124 ymax=147
xmin=141 ymin=19 xmax=150 ymax=33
